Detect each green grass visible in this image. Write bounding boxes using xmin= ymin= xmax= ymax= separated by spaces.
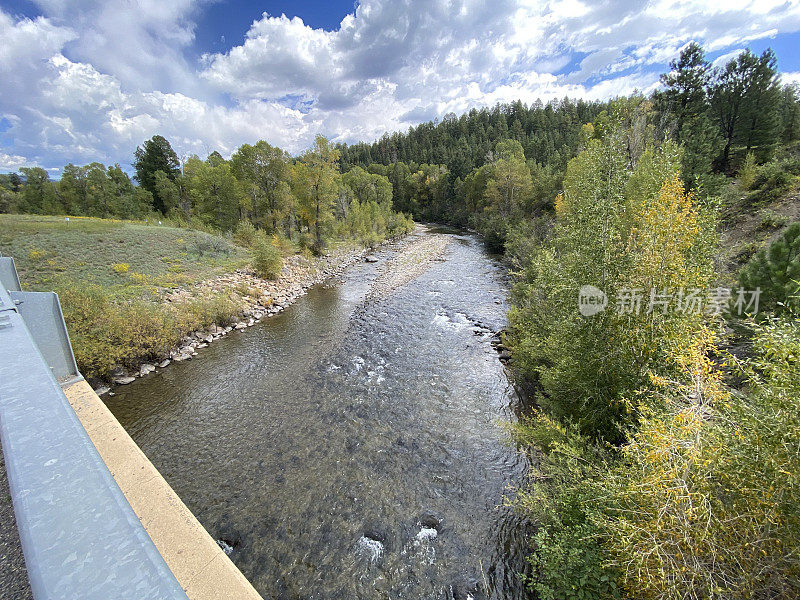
xmin=0 ymin=214 xmax=252 ymax=380
xmin=0 ymin=214 xmax=250 ymax=300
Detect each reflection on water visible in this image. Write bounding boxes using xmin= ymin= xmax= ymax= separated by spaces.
xmin=106 ymin=229 xmax=531 ymax=599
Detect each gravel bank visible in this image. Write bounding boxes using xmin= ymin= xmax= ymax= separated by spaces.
xmin=365 ymin=228 xmax=450 ymax=302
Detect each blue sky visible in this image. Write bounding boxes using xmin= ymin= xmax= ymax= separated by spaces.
xmin=2 ymin=0 xmax=800 ymax=173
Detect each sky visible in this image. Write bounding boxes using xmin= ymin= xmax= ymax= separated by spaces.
xmin=1 ymin=0 xmax=800 ymax=175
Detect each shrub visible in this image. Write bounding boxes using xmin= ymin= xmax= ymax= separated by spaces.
xmin=54 ymin=280 xmax=181 ymax=378
xmin=251 ymin=231 xmax=283 ymax=279
xmin=747 ymin=158 xmax=798 ymax=204
xmin=738 ymin=221 xmax=800 ymax=314
xmin=511 ymin=412 xmax=619 ymax=600
xmin=758 ymin=208 xmax=790 ymax=230
xmin=600 ymin=324 xmax=800 ymax=599
xmin=233 ymin=220 xmax=258 ymax=248
xmin=128 ymin=272 xmax=148 ymax=284
xmin=53 ymin=278 xmax=244 ymax=380
xmin=738 ymin=151 xmax=757 ymax=190
xmin=28 ymin=248 xmax=46 ymax=260
xmin=193 ymin=232 xmax=232 ymax=257
xmin=111 ymin=262 xmax=129 ymax=274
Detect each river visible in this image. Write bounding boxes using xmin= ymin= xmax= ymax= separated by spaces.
xmin=106 ymin=227 xmax=530 ymax=599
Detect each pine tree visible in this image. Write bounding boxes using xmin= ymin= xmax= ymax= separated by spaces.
xmin=738 ymin=222 xmax=800 ymax=314
xmin=132 ymin=135 xmax=180 ymax=213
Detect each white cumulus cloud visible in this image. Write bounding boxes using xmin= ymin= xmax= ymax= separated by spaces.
xmin=1 ymin=0 xmax=800 ymax=173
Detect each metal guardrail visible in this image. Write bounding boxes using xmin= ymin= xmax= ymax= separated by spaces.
xmin=0 ymin=258 xmax=189 ymax=599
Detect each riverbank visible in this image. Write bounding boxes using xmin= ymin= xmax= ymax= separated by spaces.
xmin=101 ymin=243 xmax=373 ymax=391
xmin=100 ymin=229 xmax=434 ymax=392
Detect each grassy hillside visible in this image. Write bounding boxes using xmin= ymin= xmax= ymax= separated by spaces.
xmin=0 ymin=214 xmax=250 ymax=300
xmin=0 ymin=214 xmax=253 ymax=381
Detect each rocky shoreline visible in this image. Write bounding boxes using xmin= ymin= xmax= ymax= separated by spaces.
xmin=98 ymin=241 xmax=382 ymax=394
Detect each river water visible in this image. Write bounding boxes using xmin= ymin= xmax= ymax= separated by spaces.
xmin=106 ymin=227 xmax=530 ymax=599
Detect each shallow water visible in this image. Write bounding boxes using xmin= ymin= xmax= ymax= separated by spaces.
xmin=106 ymin=228 xmax=530 ymax=599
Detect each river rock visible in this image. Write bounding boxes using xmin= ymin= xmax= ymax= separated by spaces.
xmin=139 ymin=364 xmax=156 ymax=376
xmin=173 ymin=353 xmax=192 ymax=362
xmin=196 ymin=343 xmax=208 ymax=349
xmin=109 ymin=366 xmax=127 ymax=379
xmin=235 ymin=322 xmax=247 ymax=330
xmin=418 ymin=513 xmax=441 ymax=531
xmin=204 ymin=335 xmax=213 ymax=344
xmin=499 ymin=349 xmax=511 ymax=361
xmin=94 ymin=386 xmax=111 ymax=396
xmin=158 ymin=359 xmax=171 ymax=368
xmin=113 ymin=376 xmax=136 ymax=385
xmin=451 ymin=578 xmax=480 ymax=600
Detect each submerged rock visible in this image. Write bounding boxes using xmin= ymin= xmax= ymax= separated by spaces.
xmin=418 ymin=513 xmax=442 ymax=532
xmin=365 ymin=255 xmax=379 ymax=263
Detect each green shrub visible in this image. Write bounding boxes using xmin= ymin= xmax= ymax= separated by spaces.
xmin=738 ymin=151 xmax=757 ymax=190
xmin=193 ymin=232 xmax=232 ymax=257
xmin=511 ymin=412 xmax=619 ymax=600
xmin=747 ymin=158 xmax=798 ymax=204
xmin=757 ymin=208 xmax=790 ymax=230
xmin=251 ymin=232 xmax=283 ymax=279
xmin=54 ymin=280 xmax=181 ymax=379
xmin=233 ymin=220 xmax=258 ymax=248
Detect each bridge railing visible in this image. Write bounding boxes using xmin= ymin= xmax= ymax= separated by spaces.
xmin=0 ymin=255 xmax=189 ymax=599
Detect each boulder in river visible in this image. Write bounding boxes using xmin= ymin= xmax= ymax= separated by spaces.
xmin=113 ymin=376 xmax=135 ymax=385
xmin=139 ymin=363 xmax=155 ymax=376
xmin=365 ymin=255 xmax=379 ymax=263
xmin=158 ymin=359 xmax=171 ymax=368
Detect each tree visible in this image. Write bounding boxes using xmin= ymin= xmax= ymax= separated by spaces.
xmin=738 ymin=49 xmax=781 ymax=157
xmin=189 ymin=159 xmax=241 ymax=231
xmin=711 ymin=49 xmax=781 ymax=170
xmin=230 ymin=141 xmax=292 ymax=232
xmin=509 ymin=130 xmax=715 ymax=439
xmin=294 ymin=135 xmax=341 ymax=253
xmin=133 ymin=135 xmax=180 ymax=212
xmin=484 ymin=139 xmax=532 ymax=219
xmin=657 ymin=42 xmax=721 ymax=185
xmin=779 ymin=84 xmax=800 ymax=144
xmin=58 ymin=163 xmax=89 ymax=214
xmin=738 ymin=221 xmax=800 ymax=315
xmin=84 ymin=162 xmax=113 ymax=217
xmin=18 ymin=167 xmax=61 ymax=214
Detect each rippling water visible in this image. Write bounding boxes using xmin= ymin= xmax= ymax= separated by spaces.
xmin=106 ymin=227 xmax=531 ymax=599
